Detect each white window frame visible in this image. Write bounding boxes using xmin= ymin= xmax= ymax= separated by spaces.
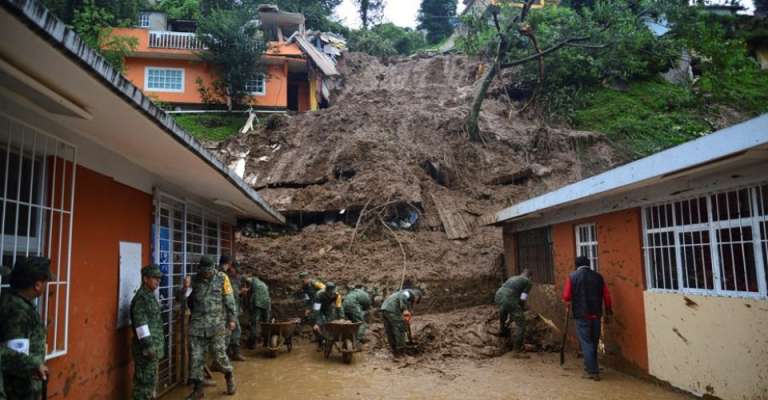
xmin=244 ymin=74 xmax=266 ymax=96
xmin=138 ymin=13 xmax=151 ymax=28
xmin=575 ymin=223 xmax=599 ymax=271
xmin=144 ymin=67 xmax=185 ymax=93
xmin=1 ymin=112 xmax=77 ymax=361
xmin=642 ymin=184 xmax=768 ymax=299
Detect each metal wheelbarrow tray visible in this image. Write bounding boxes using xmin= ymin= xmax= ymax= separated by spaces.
xmin=322 ymin=320 xmax=363 ymax=364
xmin=260 ymin=319 xmax=300 ymax=358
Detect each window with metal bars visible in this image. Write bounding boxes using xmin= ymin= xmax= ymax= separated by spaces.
xmin=516 ymin=227 xmax=554 ymax=283
xmin=575 ymin=223 xmax=599 ymax=271
xmin=643 ymin=184 xmax=768 ymax=297
xmin=1 ymin=113 xmax=77 ymax=360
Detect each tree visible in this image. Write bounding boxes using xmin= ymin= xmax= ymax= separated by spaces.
xmin=197 ymin=2 xmax=266 ymax=109
xmin=417 ymin=0 xmax=457 ymax=44
xmin=71 ymin=0 xmax=138 ymax=71
xmin=755 ymin=0 xmax=768 ymax=15
xmin=353 ymin=0 xmax=386 ymax=29
xmin=156 ymin=0 xmax=201 ymax=20
xmin=463 ymin=0 xmax=680 ymax=142
xmin=349 ymin=23 xmax=427 ymax=56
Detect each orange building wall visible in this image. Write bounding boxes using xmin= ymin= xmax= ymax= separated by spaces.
xmin=46 ymin=165 xmax=152 ymax=399
xmin=551 ymin=208 xmax=649 ymax=373
xmin=123 ymin=57 xmax=289 ymax=107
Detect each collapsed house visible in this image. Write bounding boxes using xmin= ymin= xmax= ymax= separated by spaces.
xmin=110 ymin=4 xmax=342 ymax=111
xmin=491 ymin=115 xmax=768 ymax=399
xmin=0 ymin=0 xmax=283 ymax=397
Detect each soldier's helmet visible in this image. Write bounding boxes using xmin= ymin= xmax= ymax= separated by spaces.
xmin=326 ymin=281 xmax=337 ymax=292
xmin=198 ymin=255 xmax=216 ymax=272
xmin=142 ymin=264 xmax=163 ymax=278
xmin=298 ymin=271 xmax=309 ymax=279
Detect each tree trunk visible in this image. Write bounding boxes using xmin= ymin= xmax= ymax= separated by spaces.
xmin=466 ymin=62 xmax=499 ymax=142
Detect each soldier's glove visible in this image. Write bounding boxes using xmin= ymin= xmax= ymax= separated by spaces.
xmin=142 ymin=349 xmax=156 ymax=360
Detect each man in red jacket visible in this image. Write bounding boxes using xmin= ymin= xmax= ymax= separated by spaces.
xmin=562 ymin=256 xmax=613 ymax=381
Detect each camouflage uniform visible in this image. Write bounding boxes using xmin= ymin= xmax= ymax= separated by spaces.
xmin=184 ymin=256 xmax=237 ymax=395
xmin=0 ymin=257 xmax=51 ymax=400
xmin=130 ymin=265 xmax=165 ymax=400
xmin=244 ymin=277 xmax=271 ymax=346
xmin=312 ymin=285 xmax=343 ymax=326
xmin=224 ymin=266 xmax=242 ymax=356
xmin=380 ymin=289 xmax=418 ymax=355
xmin=299 ymin=272 xmax=325 ymax=311
xmin=495 ymin=274 xmax=533 ymax=351
xmin=342 ymin=288 xmax=371 ymax=341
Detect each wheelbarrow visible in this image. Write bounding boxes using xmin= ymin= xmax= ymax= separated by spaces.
xmin=260 ymin=319 xmax=300 ymax=358
xmin=322 ymin=320 xmax=363 ymax=364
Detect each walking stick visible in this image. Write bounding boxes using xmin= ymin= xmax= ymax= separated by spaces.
xmin=559 ymin=307 xmax=570 ymax=366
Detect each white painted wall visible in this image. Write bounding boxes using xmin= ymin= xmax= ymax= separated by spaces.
xmin=644 ymin=292 xmax=768 ymax=399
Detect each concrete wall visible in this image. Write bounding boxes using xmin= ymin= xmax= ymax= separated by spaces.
xmin=123 ymin=58 xmax=289 ymax=107
xmin=46 ymin=165 xmax=153 ymax=399
xmin=507 ymin=208 xmax=649 ymax=373
xmin=645 ymin=292 xmax=768 ymax=400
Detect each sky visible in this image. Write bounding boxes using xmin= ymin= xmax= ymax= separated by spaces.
xmin=333 ymin=0 xmax=755 ymax=30
xmin=334 ymin=0 xmax=465 ymax=29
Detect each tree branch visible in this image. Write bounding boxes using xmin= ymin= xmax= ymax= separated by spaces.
xmin=500 ymin=36 xmax=592 ymax=69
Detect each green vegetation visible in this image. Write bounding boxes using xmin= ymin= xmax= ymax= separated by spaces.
xmin=417 ymin=0 xmax=457 ymax=44
xmin=348 ymin=23 xmax=427 ymax=56
xmin=173 ymin=114 xmax=245 ymax=141
xmin=572 ymin=80 xmax=710 ymax=156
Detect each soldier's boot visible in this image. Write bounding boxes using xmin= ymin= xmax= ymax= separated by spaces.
xmin=225 ymin=372 xmax=237 ymax=395
xmin=186 ymin=381 xmax=205 ymax=400
xmin=229 ymin=345 xmax=246 ymax=362
xmin=246 ymin=336 xmax=256 ymax=349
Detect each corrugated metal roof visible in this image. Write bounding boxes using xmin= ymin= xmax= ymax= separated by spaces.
xmin=292 ymin=34 xmax=339 ymax=77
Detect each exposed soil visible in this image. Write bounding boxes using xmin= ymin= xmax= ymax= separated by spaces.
xmin=219 ymin=52 xmax=623 ymax=313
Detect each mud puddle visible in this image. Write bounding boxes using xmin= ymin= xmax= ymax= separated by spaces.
xmin=163 ymin=342 xmax=694 ymax=400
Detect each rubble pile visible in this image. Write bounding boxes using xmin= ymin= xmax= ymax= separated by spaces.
xmin=219 ymin=52 xmax=622 ymax=314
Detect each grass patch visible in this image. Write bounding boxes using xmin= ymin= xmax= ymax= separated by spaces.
xmin=571 ymin=69 xmax=768 ymax=157
xmin=173 ymin=114 xmax=245 ymax=141
xmin=571 ymin=79 xmax=711 ymax=157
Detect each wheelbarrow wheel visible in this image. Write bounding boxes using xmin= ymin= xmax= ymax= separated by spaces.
xmin=342 ymin=338 xmax=353 ymax=364
xmin=268 ymin=334 xmax=279 ymax=358
xmin=286 ymin=336 xmax=293 ymax=352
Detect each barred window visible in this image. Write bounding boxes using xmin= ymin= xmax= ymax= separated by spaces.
xmin=244 ymin=74 xmax=266 ymax=96
xmin=575 ymin=223 xmax=599 ymax=271
xmin=516 ymin=227 xmax=554 ymax=284
xmin=643 ymin=184 xmax=768 ymax=297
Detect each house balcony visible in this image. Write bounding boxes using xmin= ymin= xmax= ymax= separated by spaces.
xmin=109 ymin=27 xmax=205 ymax=60
xmin=149 ymin=31 xmax=206 ymax=50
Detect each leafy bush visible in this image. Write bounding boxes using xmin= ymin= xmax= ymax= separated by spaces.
xmin=348 ymin=23 xmax=427 ymax=57
xmin=72 ymin=0 xmax=138 ymax=71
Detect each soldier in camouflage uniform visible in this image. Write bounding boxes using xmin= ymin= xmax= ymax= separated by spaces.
xmin=380 ymin=288 xmax=422 ymax=357
xmin=220 ymin=256 xmax=245 ymax=361
xmin=181 ymin=256 xmax=237 ymax=399
xmin=130 ymin=264 xmax=165 ymax=400
xmin=298 ymin=271 xmax=325 ymax=315
xmin=0 ymin=257 xmax=52 ymax=400
xmin=495 ymin=269 xmax=532 ymax=358
xmin=242 ymin=275 xmax=271 ymax=349
xmin=311 ymin=282 xmax=344 ymax=348
xmin=342 ymin=285 xmax=372 ymax=343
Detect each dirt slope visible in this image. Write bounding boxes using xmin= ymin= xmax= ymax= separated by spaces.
xmin=220 ymin=52 xmax=622 ymax=313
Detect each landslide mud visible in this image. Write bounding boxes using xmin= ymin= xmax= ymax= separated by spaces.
xmin=164 ymin=342 xmax=694 ymax=400
xmin=220 ymin=52 xmax=623 ymax=315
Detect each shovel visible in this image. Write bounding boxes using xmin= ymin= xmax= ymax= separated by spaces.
xmin=559 ymin=307 xmax=570 ymax=366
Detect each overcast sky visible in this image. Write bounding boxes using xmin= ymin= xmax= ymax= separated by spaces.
xmin=334 ymin=0 xmax=465 ymax=29
xmin=333 ymin=0 xmax=755 ymax=30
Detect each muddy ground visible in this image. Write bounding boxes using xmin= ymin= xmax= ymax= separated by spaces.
xmin=165 ymin=342 xmax=693 ymax=400
xmin=219 ymin=52 xmax=624 ymax=313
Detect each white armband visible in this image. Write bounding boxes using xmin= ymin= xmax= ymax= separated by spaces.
xmin=403 ymin=291 xmax=410 ymax=299
xmin=6 ymin=338 xmax=30 ymax=355
xmin=185 ymin=288 xmax=193 ymax=298
xmin=136 ymin=324 xmax=151 ymax=339
xmin=312 ymin=302 xmax=322 ymax=311
xmin=520 ymin=293 xmax=528 ymax=301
